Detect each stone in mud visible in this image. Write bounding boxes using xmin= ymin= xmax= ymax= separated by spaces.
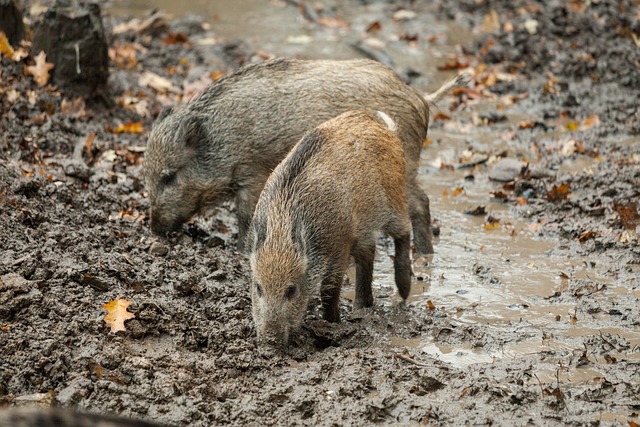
xmin=31 ymin=1 xmax=108 ymax=98
xmin=488 ymin=158 xmax=526 ymax=182
xmin=0 ymin=0 xmax=25 ymax=45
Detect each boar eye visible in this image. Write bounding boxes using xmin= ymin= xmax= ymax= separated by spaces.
xmin=255 ymin=283 xmax=263 ymax=297
xmin=285 ymin=284 xmax=297 ymax=300
xmin=160 ymin=171 xmax=177 ymax=186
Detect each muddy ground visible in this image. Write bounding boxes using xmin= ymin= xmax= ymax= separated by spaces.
xmin=1 ymin=0 xmax=639 ymax=425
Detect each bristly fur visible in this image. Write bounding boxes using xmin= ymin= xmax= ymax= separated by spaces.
xmin=145 ymin=57 xmax=462 ymax=253
xmin=248 ymin=110 xmax=413 ymax=349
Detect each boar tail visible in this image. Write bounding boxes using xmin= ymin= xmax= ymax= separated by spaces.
xmin=424 ymin=69 xmax=473 ymax=105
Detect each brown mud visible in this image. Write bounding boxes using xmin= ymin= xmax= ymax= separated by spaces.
xmin=1 ymin=0 xmax=639 ymax=426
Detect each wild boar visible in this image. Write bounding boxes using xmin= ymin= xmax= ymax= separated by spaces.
xmin=248 ymin=110 xmax=411 ymax=348
xmin=145 ymin=57 xmax=468 ymax=253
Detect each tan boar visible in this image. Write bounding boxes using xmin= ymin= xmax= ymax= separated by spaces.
xmin=248 ymin=110 xmax=412 ymax=349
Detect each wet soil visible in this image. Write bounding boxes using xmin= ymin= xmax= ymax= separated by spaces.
xmin=1 ymin=0 xmax=639 ymax=426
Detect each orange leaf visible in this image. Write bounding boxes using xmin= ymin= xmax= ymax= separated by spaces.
xmin=210 ymin=70 xmax=225 ymax=80
xmin=516 ymin=197 xmax=528 ymax=205
xmin=437 ymin=58 xmax=469 ymax=71
xmin=0 ymin=31 xmax=14 ymax=57
xmin=547 ymin=183 xmax=571 ymax=202
xmin=578 ymin=230 xmax=597 ymax=243
xmin=26 ymin=51 xmax=54 ymax=86
xmin=103 ymin=299 xmax=135 ymax=333
xmin=114 ymin=121 xmax=144 ymax=134
xmin=426 ymin=300 xmax=436 ymax=310
xmin=452 ymin=187 xmax=464 ymax=196
xmin=580 ymin=114 xmax=600 ymax=130
xmin=162 ymin=32 xmax=190 ymax=45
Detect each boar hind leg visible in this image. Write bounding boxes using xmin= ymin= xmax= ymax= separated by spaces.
xmin=353 ymin=243 xmax=375 ymax=309
xmin=392 ymin=234 xmax=412 ymax=300
xmin=321 ymin=275 xmax=343 ymax=323
xmin=408 ymin=182 xmax=434 ymax=255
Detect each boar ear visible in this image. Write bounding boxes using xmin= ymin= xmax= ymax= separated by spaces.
xmin=182 ymin=116 xmax=208 ymax=150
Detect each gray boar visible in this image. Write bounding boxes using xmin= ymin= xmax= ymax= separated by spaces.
xmin=145 ymin=57 xmax=467 ymax=253
xmin=248 ymin=110 xmax=411 ymax=349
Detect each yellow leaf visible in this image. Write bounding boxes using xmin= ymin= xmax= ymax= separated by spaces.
xmin=103 ymin=299 xmax=135 ymax=333
xmin=114 ymin=121 xmax=144 ymax=134
xmin=0 ymin=32 xmax=14 ymax=57
xmin=26 ymin=51 xmax=54 ymax=86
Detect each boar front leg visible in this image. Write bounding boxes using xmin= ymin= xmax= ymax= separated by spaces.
xmin=321 ymin=274 xmax=344 ymax=323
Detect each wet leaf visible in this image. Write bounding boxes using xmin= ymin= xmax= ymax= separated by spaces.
xmin=546 ymin=183 xmax=571 ymax=203
xmin=613 ymin=201 xmax=639 ymax=230
xmin=0 ymin=31 xmax=14 ymax=57
xmin=543 ymin=72 xmax=559 ymax=95
xmin=491 ymin=190 xmax=509 ymax=201
xmin=114 ymin=121 xmax=144 ymax=134
xmin=437 ymin=58 xmax=469 ymax=70
xmin=578 ymin=230 xmax=597 ymax=243
xmin=580 ymin=114 xmax=600 ymax=130
xmin=26 ymin=51 xmax=54 ymax=86
xmin=103 ymin=299 xmax=135 ymax=333
xmin=366 ymin=21 xmax=381 ymax=33
xmin=482 ymin=10 xmax=500 ymax=33
xmin=464 ymin=206 xmax=486 ymax=216
xmin=162 ymin=32 xmax=190 ymax=45
xmin=452 ymin=187 xmax=464 ymax=196
xmin=317 ymin=16 xmax=350 ymax=29
xmin=139 ymin=71 xmax=175 ymax=94
xmin=84 ymin=133 xmax=95 ymax=163
xmin=433 ymin=112 xmax=451 ymax=121
xmin=426 ymin=300 xmax=436 ymax=310
xmin=61 ymin=97 xmax=87 ymax=119
xmin=484 ymin=215 xmax=500 ymax=230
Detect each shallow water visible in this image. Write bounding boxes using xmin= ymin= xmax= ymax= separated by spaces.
xmin=108 ymin=0 xmax=640 ymax=370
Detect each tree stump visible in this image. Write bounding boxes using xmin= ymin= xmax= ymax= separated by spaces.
xmin=0 ymin=0 xmax=25 ymax=45
xmin=31 ymin=1 xmax=108 ymax=98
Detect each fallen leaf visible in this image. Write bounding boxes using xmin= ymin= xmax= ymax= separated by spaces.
xmin=452 ymin=187 xmax=464 ymax=197
xmin=1 ymin=323 xmax=13 ymax=331
xmin=26 ymin=51 xmax=54 ymax=86
xmin=61 ymin=97 xmax=87 ymax=118
xmin=317 ymin=16 xmax=350 ymax=29
xmin=210 ymin=70 xmax=225 ymax=80
xmin=162 ymin=32 xmax=190 ymax=45
xmin=366 ymin=21 xmax=381 ymax=33
xmin=437 ymin=58 xmax=469 ymax=70
xmin=580 ymin=114 xmax=600 ymax=130
xmin=464 ymin=206 xmax=486 ymax=216
xmin=103 ymin=299 xmax=135 ymax=333
xmin=433 ymin=112 xmax=451 ymax=121
xmin=484 ymin=215 xmax=501 ymax=230
xmin=114 ymin=121 xmax=144 ymax=134
xmin=426 ymin=300 xmax=436 ymax=310
xmin=84 ymin=133 xmax=95 ymax=162
xmin=613 ymin=201 xmax=639 ymax=230
xmin=578 ymin=230 xmax=597 ymax=243
xmin=516 ymin=197 xmax=528 ymax=205
xmin=139 ymin=71 xmax=175 ymax=94
xmin=543 ymin=72 xmax=559 ymax=95
xmin=482 ymin=10 xmax=500 ymax=33
xmin=108 ymin=41 xmax=140 ymax=70
xmin=6 ymin=89 xmax=20 ymax=104
xmin=547 ymin=183 xmax=571 ymax=202
xmin=0 ymin=31 xmax=14 ymax=57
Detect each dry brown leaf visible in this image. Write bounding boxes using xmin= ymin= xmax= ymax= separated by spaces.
xmin=84 ymin=133 xmax=95 ymax=163
xmin=547 ymin=183 xmax=571 ymax=202
xmin=437 ymin=58 xmax=470 ymax=70
xmin=103 ymin=299 xmax=135 ymax=333
xmin=61 ymin=97 xmax=87 ymax=118
xmin=0 ymin=31 xmax=14 ymax=57
xmin=426 ymin=300 xmax=436 ymax=310
xmin=366 ymin=20 xmax=381 ymax=33
xmin=162 ymin=32 xmax=190 ymax=45
xmin=108 ymin=41 xmax=139 ymax=70
xmin=580 ymin=114 xmax=600 ymax=130
xmin=317 ymin=16 xmax=350 ymax=29
xmin=482 ymin=10 xmax=500 ymax=33
xmin=613 ymin=201 xmax=639 ymax=230
xmin=139 ymin=71 xmax=175 ymax=94
xmin=578 ymin=230 xmax=597 ymax=243
xmin=26 ymin=51 xmax=54 ymax=86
